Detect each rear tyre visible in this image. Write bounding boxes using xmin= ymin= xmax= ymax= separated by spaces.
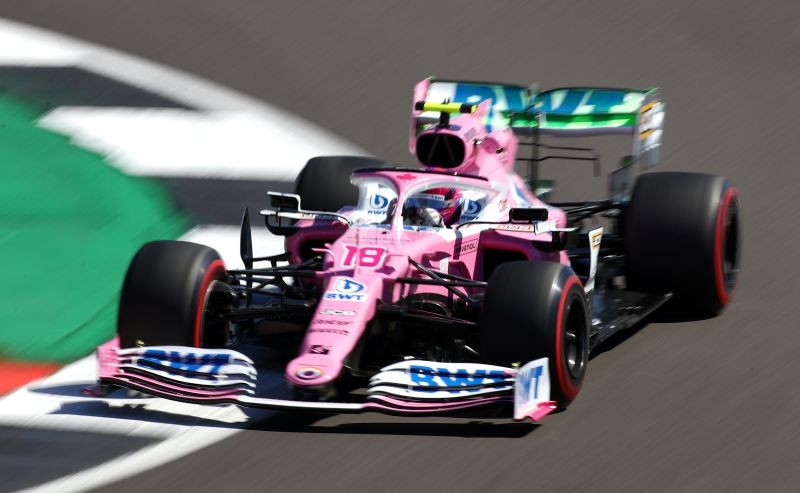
xmin=117 ymin=241 xmax=229 ymax=349
xmin=625 ymin=172 xmax=741 ymax=317
xmin=481 ymin=261 xmax=590 ymax=409
xmin=293 ymin=155 xmax=387 ymax=211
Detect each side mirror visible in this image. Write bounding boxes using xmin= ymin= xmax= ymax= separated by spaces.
xmin=269 ymin=192 xmax=301 ymax=211
xmin=509 ymin=207 xmax=549 ymax=222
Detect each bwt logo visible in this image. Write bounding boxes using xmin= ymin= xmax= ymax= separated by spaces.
xmin=516 ymin=363 xmax=544 ymax=402
xmin=335 ymin=278 xmax=365 ymax=294
xmin=409 ymin=365 xmax=507 ymax=393
xmin=323 ymin=292 xmax=365 ymax=302
xmin=370 ymin=194 xmax=390 ymax=210
xmin=322 ymin=277 xmax=367 ymax=302
xmin=463 ymin=199 xmax=482 ymax=216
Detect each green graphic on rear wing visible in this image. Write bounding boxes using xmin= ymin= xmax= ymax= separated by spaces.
xmin=416 ymin=80 xmax=664 ymax=168
xmin=518 ymin=87 xmax=664 ymax=168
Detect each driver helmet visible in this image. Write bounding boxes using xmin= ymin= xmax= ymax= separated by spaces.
xmin=406 ymin=187 xmax=463 ymax=225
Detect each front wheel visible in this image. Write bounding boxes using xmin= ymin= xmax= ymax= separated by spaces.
xmin=480 ymin=261 xmax=590 ymax=409
xmin=117 ymin=240 xmax=230 ymax=349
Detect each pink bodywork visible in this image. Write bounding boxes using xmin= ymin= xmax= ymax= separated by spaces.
xmin=283 ymin=84 xmax=569 ymax=389
xmin=92 ymin=80 xmax=569 ymax=423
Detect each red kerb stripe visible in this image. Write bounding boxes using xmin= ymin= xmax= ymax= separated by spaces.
xmin=0 ymin=361 xmax=61 ymax=395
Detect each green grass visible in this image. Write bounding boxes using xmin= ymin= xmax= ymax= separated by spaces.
xmin=0 ymin=97 xmax=186 ymax=362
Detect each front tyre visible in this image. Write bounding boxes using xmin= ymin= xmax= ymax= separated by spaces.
xmin=481 ymin=261 xmax=590 ymax=409
xmin=117 ymin=241 xmax=229 ymax=349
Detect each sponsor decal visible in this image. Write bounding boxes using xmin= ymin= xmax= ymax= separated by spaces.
xmin=308 ymin=327 xmax=349 ymax=335
xmin=396 ymin=173 xmax=417 ymax=181
xmin=319 ymin=309 xmax=355 ymax=316
xmin=495 ymin=223 xmax=536 ymax=232
xmin=323 ymin=292 xmax=366 ymax=302
xmin=515 ymin=362 xmax=544 ymax=401
xmin=456 ymin=239 xmax=478 ymax=255
xmin=370 ymin=193 xmax=390 ymax=209
xmin=296 ymin=367 xmax=323 ymax=380
xmin=322 ymin=277 xmax=368 ymax=302
xmin=585 ymin=227 xmax=604 ymax=293
xmin=590 ymin=229 xmax=603 ymax=248
xmin=513 ymin=357 xmax=551 ymax=420
xmin=335 ymin=277 xmax=365 ymax=293
xmin=637 ymin=100 xmax=664 ymax=167
xmin=362 ymin=235 xmax=412 ymax=244
xmin=368 ymin=193 xmax=390 ymax=215
xmin=415 ymin=193 xmax=446 ymax=202
xmin=409 ymin=365 xmax=507 ymax=393
xmin=463 ymin=199 xmax=482 ymax=216
xmin=316 ymin=319 xmax=350 ymax=326
xmin=309 ymin=345 xmax=330 ymax=355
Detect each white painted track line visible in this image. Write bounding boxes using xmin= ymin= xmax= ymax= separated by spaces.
xmin=0 ymin=17 xmax=369 ymax=181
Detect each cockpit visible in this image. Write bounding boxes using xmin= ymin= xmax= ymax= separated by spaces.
xmin=349 ymin=171 xmax=496 ymax=230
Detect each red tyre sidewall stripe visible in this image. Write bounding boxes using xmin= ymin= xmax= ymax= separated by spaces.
xmin=193 ymin=259 xmax=226 ymax=347
xmin=714 ymin=188 xmax=737 ymax=306
xmin=555 ymin=275 xmax=582 ymax=400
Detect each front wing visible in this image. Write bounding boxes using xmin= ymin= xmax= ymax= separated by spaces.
xmin=93 ymin=339 xmax=556 ymax=422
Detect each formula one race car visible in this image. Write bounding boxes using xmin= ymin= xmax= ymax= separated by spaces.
xmin=93 ymin=78 xmax=740 ymax=421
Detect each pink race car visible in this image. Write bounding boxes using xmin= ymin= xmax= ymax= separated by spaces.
xmin=93 ymin=78 xmax=740 ymax=422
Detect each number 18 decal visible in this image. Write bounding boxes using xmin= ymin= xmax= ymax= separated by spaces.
xmin=342 ymin=246 xmax=386 ymax=268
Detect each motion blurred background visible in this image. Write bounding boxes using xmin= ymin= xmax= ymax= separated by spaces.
xmin=0 ymin=1 xmax=798 ymax=491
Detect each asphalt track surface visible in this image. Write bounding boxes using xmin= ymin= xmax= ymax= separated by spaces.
xmin=3 ymin=1 xmax=800 ymax=491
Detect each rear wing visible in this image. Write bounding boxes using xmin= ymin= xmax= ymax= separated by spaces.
xmin=521 ymin=87 xmax=664 ymax=168
xmin=412 ymin=78 xmax=664 ymax=168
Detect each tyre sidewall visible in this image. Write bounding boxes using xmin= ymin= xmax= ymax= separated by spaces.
xmin=118 ymin=241 xmax=227 ymax=348
xmin=481 ymin=261 xmax=590 ymax=407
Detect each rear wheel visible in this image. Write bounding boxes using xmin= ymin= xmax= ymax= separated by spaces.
xmin=293 ymin=155 xmax=387 ymax=211
xmin=481 ymin=261 xmax=590 ymax=409
xmin=625 ymin=172 xmax=741 ymax=316
xmin=117 ymin=240 xmax=230 ymax=349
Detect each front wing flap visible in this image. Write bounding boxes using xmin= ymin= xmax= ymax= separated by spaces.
xmin=94 ymin=339 xmax=556 ymax=422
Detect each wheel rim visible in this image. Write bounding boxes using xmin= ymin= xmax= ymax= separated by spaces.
xmin=200 ymin=280 xmax=232 ymax=348
xmin=722 ymin=198 xmax=740 ymax=292
xmin=193 ymin=259 xmax=226 ymax=347
xmin=562 ymin=296 xmax=587 ymax=380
